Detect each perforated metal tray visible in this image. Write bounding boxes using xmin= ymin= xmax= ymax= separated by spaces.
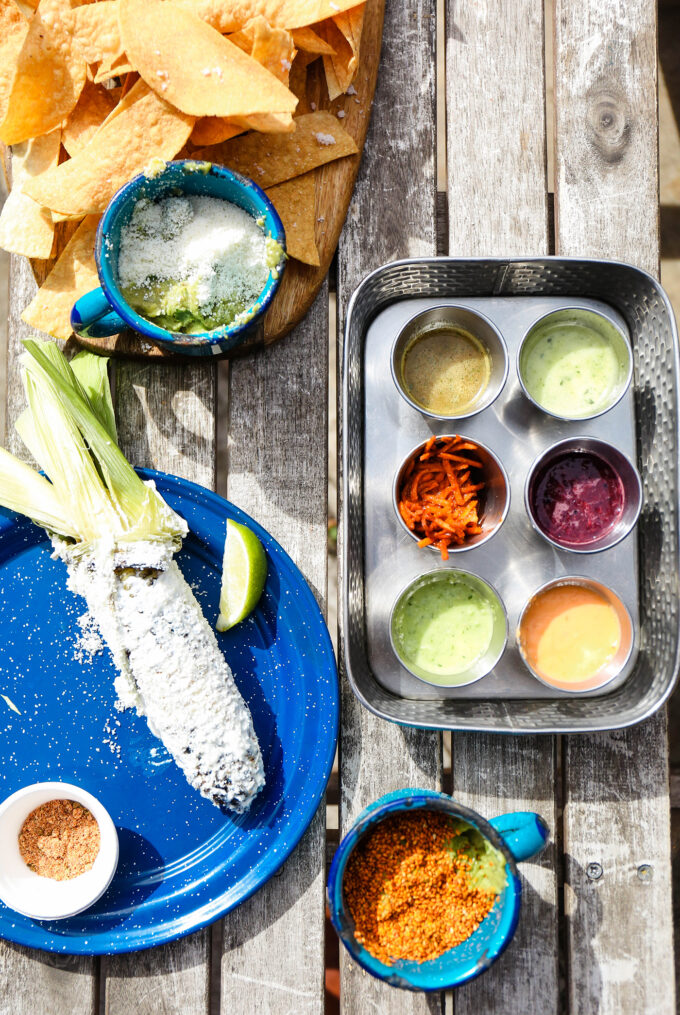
xmin=340 ymin=257 xmax=680 ymax=732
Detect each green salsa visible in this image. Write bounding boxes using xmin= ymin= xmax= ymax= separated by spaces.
xmin=446 ymin=820 xmax=507 ymax=894
xmin=392 ymin=574 xmax=497 ymax=684
xmin=520 ymin=314 xmax=627 ymax=417
xmin=122 ymin=278 xmax=254 ymax=334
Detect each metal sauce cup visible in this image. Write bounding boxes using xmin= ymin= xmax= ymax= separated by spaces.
xmin=394 ymin=434 xmax=510 ymax=553
xmin=391 ymin=306 xmax=508 ymax=420
xmin=517 ymin=307 xmax=632 ymax=420
xmin=525 ymin=436 xmax=642 ymax=554
xmin=389 ymin=568 xmax=508 ymax=687
xmin=517 ymin=576 xmax=634 ymax=693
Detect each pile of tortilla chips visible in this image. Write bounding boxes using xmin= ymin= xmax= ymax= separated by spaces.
xmin=0 ymin=0 xmax=366 ymax=340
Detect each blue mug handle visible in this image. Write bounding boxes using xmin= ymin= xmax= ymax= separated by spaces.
xmin=489 ymin=811 xmax=549 ymax=862
xmin=71 ymin=286 xmax=127 ymax=339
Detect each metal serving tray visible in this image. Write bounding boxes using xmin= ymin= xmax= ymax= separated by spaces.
xmin=341 ymin=258 xmax=680 ymax=732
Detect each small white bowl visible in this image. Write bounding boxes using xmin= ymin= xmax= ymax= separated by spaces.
xmin=0 ymin=782 xmax=119 ymax=921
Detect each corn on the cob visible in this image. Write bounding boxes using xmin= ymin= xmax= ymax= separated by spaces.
xmin=0 ymin=340 xmax=265 ymax=812
xmin=63 ymin=545 xmax=265 ymax=812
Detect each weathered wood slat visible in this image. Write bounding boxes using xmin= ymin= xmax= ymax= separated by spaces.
xmin=445 ymin=0 xmax=549 ymax=258
xmin=102 ymin=358 xmax=215 ymax=1015
xmin=336 ymin=0 xmax=442 ymax=1011
xmin=219 ymin=286 xmax=329 ymax=1013
xmin=102 ymin=932 xmax=209 ymax=1015
xmin=0 ymin=253 xmax=98 ymax=1015
xmin=554 ymin=3 xmax=675 ymax=1013
xmin=444 ymin=2 xmax=559 ymax=1012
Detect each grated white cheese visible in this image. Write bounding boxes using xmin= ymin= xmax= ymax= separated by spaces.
xmin=63 ymin=538 xmax=265 ymax=813
xmin=73 ymin=611 xmax=104 ymax=663
xmin=118 ymin=194 xmax=269 ymax=320
xmin=314 ymin=132 xmax=336 ymax=146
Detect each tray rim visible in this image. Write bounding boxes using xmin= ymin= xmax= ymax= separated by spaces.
xmin=341 ymin=254 xmax=680 ymax=734
xmin=0 ymin=468 xmax=339 ymax=955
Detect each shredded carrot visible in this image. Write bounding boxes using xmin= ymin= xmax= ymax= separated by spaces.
xmin=397 ymin=436 xmax=486 ymax=558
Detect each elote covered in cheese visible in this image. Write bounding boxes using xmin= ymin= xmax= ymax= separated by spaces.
xmin=0 ymin=339 xmax=264 ymax=812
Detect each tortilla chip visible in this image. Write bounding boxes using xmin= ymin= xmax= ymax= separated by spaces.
xmin=21 ymin=214 xmax=100 ymax=340
xmin=190 ymin=117 xmax=243 ymax=146
xmin=98 ymin=74 xmax=145 ymax=128
xmin=69 ymin=1 xmax=121 ymax=64
xmin=288 ymin=55 xmax=309 ymax=105
xmin=266 ymin=171 xmax=318 ymax=266
xmin=62 ymin=78 xmax=116 ymax=155
xmin=23 ymin=82 xmax=194 ymax=216
xmin=93 ymin=54 xmax=134 ymax=84
xmin=192 ymin=110 xmax=357 ymax=188
xmin=229 ymin=16 xmax=295 ymax=85
xmin=0 ymin=0 xmax=87 ymax=145
xmin=172 ymin=0 xmax=367 ymax=33
xmin=234 ymin=112 xmax=295 ymax=134
xmin=226 ymin=16 xmax=296 ymax=133
xmin=0 ymin=128 xmax=60 ymax=257
xmin=119 ymin=0 xmax=297 ymax=118
xmin=0 ymin=1 xmax=29 ymax=125
xmin=291 ymin=26 xmax=335 ymax=55
xmin=320 ymin=4 xmax=364 ymax=100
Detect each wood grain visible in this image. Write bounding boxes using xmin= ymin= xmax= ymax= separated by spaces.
xmin=554 ymin=2 xmax=675 ymax=1012
xmin=336 ymin=0 xmax=443 ymax=1012
xmin=219 ymin=286 xmax=329 ymax=1012
xmin=444 ymin=2 xmax=558 ymax=1012
xmin=0 ymin=254 xmax=98 ymax=1015
xmin=100 ymin=357 xmax=216 ymax=1015
xmin=73 ymin=1 xmax=385 ymax=363
xmin=446 ymin=0 xmax=549 ymax=257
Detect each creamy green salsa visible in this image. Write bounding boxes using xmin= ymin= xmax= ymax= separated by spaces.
xmin=520 ymin=316 xmax=626 ymax=418
xmin=446 ymin=820 xmax=507 ymax=894
xmin=392 ymin=575 xmax=495 ymax=684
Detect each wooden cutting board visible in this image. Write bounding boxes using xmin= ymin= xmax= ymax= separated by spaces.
xmin=69 ymin=0 xmax=385 ymax=361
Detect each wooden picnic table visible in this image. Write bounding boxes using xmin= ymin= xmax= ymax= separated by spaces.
xmin=0 ymin=0 xmax=675 ymax=1012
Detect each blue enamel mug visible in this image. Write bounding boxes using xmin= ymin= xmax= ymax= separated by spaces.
xmin=327 ymin=788 xmax=549 ymax=991
xmin=71 ymin=160 xmax=286 ymax=357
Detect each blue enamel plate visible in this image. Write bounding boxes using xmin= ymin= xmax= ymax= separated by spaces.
xmin=0 ymin=470 xmax=338 ymax=954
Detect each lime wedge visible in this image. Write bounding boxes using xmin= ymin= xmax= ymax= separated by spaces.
xmin=216 ymin=519 xmax=267 ymax=632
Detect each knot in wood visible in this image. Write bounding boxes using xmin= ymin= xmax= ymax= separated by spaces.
xmin=586 ymin=89 xmax=631 ymax=165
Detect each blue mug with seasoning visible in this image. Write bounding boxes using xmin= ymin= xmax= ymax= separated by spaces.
xmin=327 ymin=788 xmax=549 ymax=991
xmin=70 ymin=160 xmax=286 ymax=357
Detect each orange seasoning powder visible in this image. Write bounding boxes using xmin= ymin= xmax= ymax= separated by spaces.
xmin=18 ymin=799 xmax=100 ymax=881
xmin=343 ymin=811 xmax=499 ymax=965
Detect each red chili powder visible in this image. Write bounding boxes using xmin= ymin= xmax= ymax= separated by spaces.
xmin=343 ymin=811 xmax=498 ymax=965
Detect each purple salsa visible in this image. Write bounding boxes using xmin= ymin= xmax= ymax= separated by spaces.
xmin=531 ymin=451 xmax=624 ymax=546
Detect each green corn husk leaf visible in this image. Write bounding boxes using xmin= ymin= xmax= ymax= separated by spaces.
xmin=0 ymin=339 xmax=186 ymax=551
xmin=69 ymin=350 xmax=117 ymax=443
xmin=0 ymin=446 xmax=79 ymax=539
